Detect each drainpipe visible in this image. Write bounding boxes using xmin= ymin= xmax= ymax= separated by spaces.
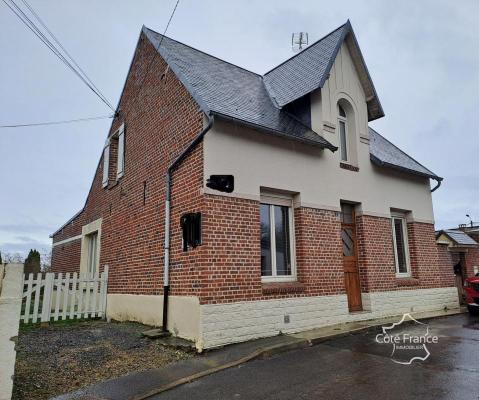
xmin=162 ymin=113 xmax=214 ymax=332
xmin=431 ymin=178 xmax=442 ymax=193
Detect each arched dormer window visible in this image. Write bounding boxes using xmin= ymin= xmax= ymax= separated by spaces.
xmin=338 ymin=104 xmax=348 ymax=162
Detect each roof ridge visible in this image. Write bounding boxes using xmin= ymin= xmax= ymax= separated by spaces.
xmin=369 ymin=127 xmax=438 ymax=178
xmin=143 ymin=26 xmax=262 ymax=77
xmin=263 ymin=21 xmax=350 ymax=76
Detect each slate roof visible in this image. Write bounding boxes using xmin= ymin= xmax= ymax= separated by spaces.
xmin=437 ymin=230 xmax=478 ymax=246
xmin=263 ymin=21 xmax=383 ymax=120
xmin=143 ymin=24 xmax=440 ymax=182
xmin=369 ymin=128 xmax=442 ymax=181
xmin=263 ymin=24 xmax=346 ymax=108
xmin=143 ymin=28 xmax=336 ymax=150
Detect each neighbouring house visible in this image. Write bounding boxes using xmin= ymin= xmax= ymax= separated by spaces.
xmin=436 ymin=226 xmax=479 ymax=302
xmin=51 ymin=21 xmax=459 ymax=350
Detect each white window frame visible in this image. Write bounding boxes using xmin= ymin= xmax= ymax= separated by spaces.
xmin=391 ymin=214 xmax=411 ymax=277
xmin=338 ymin=111 xmax=348 ymax=162
xmin=260 ymin=193 xmax=296 ymax=283
xmin=116 ymin=123 xmax=125 ymax=179
xmin=79 ymin=218 xmax=102 ymax=276
xmin=102 ymin=142 xmax=110 ymax=188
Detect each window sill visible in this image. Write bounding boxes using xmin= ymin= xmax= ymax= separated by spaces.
xmin=106 ymin=180 xmax=119 ymax=190
xmin=340 ymin=162 xmax=359 ymax=172
xmin=396 ymin=277 xmax=419 ymax=287
xmin=262 ymin=282 xmax=305 ymax=295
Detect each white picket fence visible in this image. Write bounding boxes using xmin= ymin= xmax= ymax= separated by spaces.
xmin=21 ymin=266 xmax=108 ymax=324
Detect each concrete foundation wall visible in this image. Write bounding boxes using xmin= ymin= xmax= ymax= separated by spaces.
xmin=199 ymin=287 xmax=459 ymax=349
xmin=106 ymin=294 xmax=200 ymax=341
xmin=0 ymin=263 xmax=24 ymax=400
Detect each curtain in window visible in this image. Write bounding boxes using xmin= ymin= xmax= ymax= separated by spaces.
xmin=260 ymin=204 xmax=291 ymax=277
xmin=260 ymin=204 xmax=272 ymax=276
xmin=102 ymin=145 xmax=109 ymax=186
xmin=87 ymin=232 xmax=98 ymax=275
xmin=339 ymin=120 xmax=348 ymax=161
xmin=393 ymin=218 xmax=408 ymax=273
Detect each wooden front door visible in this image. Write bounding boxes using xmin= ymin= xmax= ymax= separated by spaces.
xmin=341 ymin=203 xmax=362 ymax=311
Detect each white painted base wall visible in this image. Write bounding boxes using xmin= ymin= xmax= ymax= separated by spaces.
xmin=0 ymin=263 xmax=24 ymax=400
xmin=199 ymin=287 xmax=459 ymax=349
xmin=106 ymin=294 xmax=200 ymax=341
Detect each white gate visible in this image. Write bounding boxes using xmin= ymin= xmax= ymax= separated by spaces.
xmin=21 ymin=267 xmax=108 ymax=324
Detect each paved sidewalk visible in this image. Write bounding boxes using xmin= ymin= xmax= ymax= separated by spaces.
xmin=53 ymin=307 xmax=463 ymax=400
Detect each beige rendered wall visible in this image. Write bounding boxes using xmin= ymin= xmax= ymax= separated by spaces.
xmin=312 ymin=42 xmax=369 ymax=140
xmin=204 ymin=119 xmax=434 ymax=222
xmin=0 ymin=263 xmax=24 ymax=400
xmin=106 ymin=294 xmax=200 ymax=342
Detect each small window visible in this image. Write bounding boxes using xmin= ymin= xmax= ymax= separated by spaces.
xmin=102 ymin=144 xmax=110 ymax=187
xmin=180 ymin=212 xmax=201 ymax=251
xmin=86 ymin=231 xmax=98 ymax=276
xmin=260 ymin=194 xmax=295 ymax=281
xmin=338 ymin=104 xmax=348 ymax=162
xmin=116 ymin=124 xmax=125 ymax=179
xmin=391 ymin=215 xmax=410 ymax=276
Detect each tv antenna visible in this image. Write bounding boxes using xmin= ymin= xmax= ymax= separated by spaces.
xmin=292 ymin=32 xmax=308 ymax=52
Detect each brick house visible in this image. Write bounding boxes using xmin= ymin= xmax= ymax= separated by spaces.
xmin=51 ymin=21 xmax=459 ymax=350
xmin=436 ymin=226 xmax=479 ymax=302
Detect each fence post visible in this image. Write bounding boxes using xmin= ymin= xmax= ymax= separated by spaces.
xmin=100 ymin=265 xmax=109 ymax=320
xmin=41 ymin=272 xmax=54 ymax=323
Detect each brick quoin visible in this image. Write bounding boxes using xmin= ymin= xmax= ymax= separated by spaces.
xmin=52 ymin=31 xmax=456 ymax=306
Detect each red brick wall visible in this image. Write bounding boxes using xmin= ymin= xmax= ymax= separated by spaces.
xmin=294 ymin=207 xmax=344 ymax=297
xmin=194 ymin=200 xmax=345 ymax=305
xmin=51 ymin=239 xmax=81 ymax=274
xmin=356 ymin=215 xmax=396 ymax=292
xmin=176 ymin=195 xmax=455 ymax=305
xmin=464 ymin=232 xmax=479 ymax=277
xmin=52 ymin=32 xmax=204 ymax=296
xmin=437 ymin=244 xmax=458 ymax=279
xmin=407 ymin=222 xmax=455 ymax=288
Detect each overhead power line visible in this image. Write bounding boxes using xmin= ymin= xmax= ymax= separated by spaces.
xmin=2 ymin=0 xmax=115 ymax=112
xmin=124 ymin=0 xmax=180 ymax=120
xmin=0 ymin=114 xmax=113 ymax=128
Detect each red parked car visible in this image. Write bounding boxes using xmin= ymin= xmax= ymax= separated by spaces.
xmin=464 ymin=276 xmax=479 ymax=315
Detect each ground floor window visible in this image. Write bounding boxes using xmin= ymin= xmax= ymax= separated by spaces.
xmin=260 ymin=193 xmax=295 ymax=281
xmin=391 ymin=214 xmax=411 ymax=276
xmin=86 ymin=232 xmax=99 ymax=275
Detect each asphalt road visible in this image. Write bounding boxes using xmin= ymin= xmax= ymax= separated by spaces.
xmin=155 ymin=313 xmax=479 ymax=400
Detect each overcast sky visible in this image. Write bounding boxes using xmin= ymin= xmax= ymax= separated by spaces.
xmin=1 ymin=0 xmax=478 ymax=257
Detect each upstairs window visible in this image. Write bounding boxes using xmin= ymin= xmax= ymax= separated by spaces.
xmin=391 ymin=213 xmax=411 ymax=276
xmin=338 ymin=104 xmax=348 ymax=162
xmin=102 ymin=142 xmax=110 ymax=188
xmin=116 ymin=124 xmax=125 ymax=179
xmin=102 ymin=123 xmax=125 ymax=189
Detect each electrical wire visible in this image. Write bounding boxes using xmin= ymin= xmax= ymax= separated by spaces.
xmin=2 ymin=0 xmax=115 ymax=112
xmin=123 ymin=0 xmax=180 ymax=120
xmin=18 ymin=0 xmax=114 ymax=111
xmin=0 ymin=114 xmax=113 ymax=128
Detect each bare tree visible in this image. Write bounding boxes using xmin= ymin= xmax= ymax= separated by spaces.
xmin=40 ymin=248 xmax=52 ymax=272
xmin=1 ymin=252 xmax=24 ymax=263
